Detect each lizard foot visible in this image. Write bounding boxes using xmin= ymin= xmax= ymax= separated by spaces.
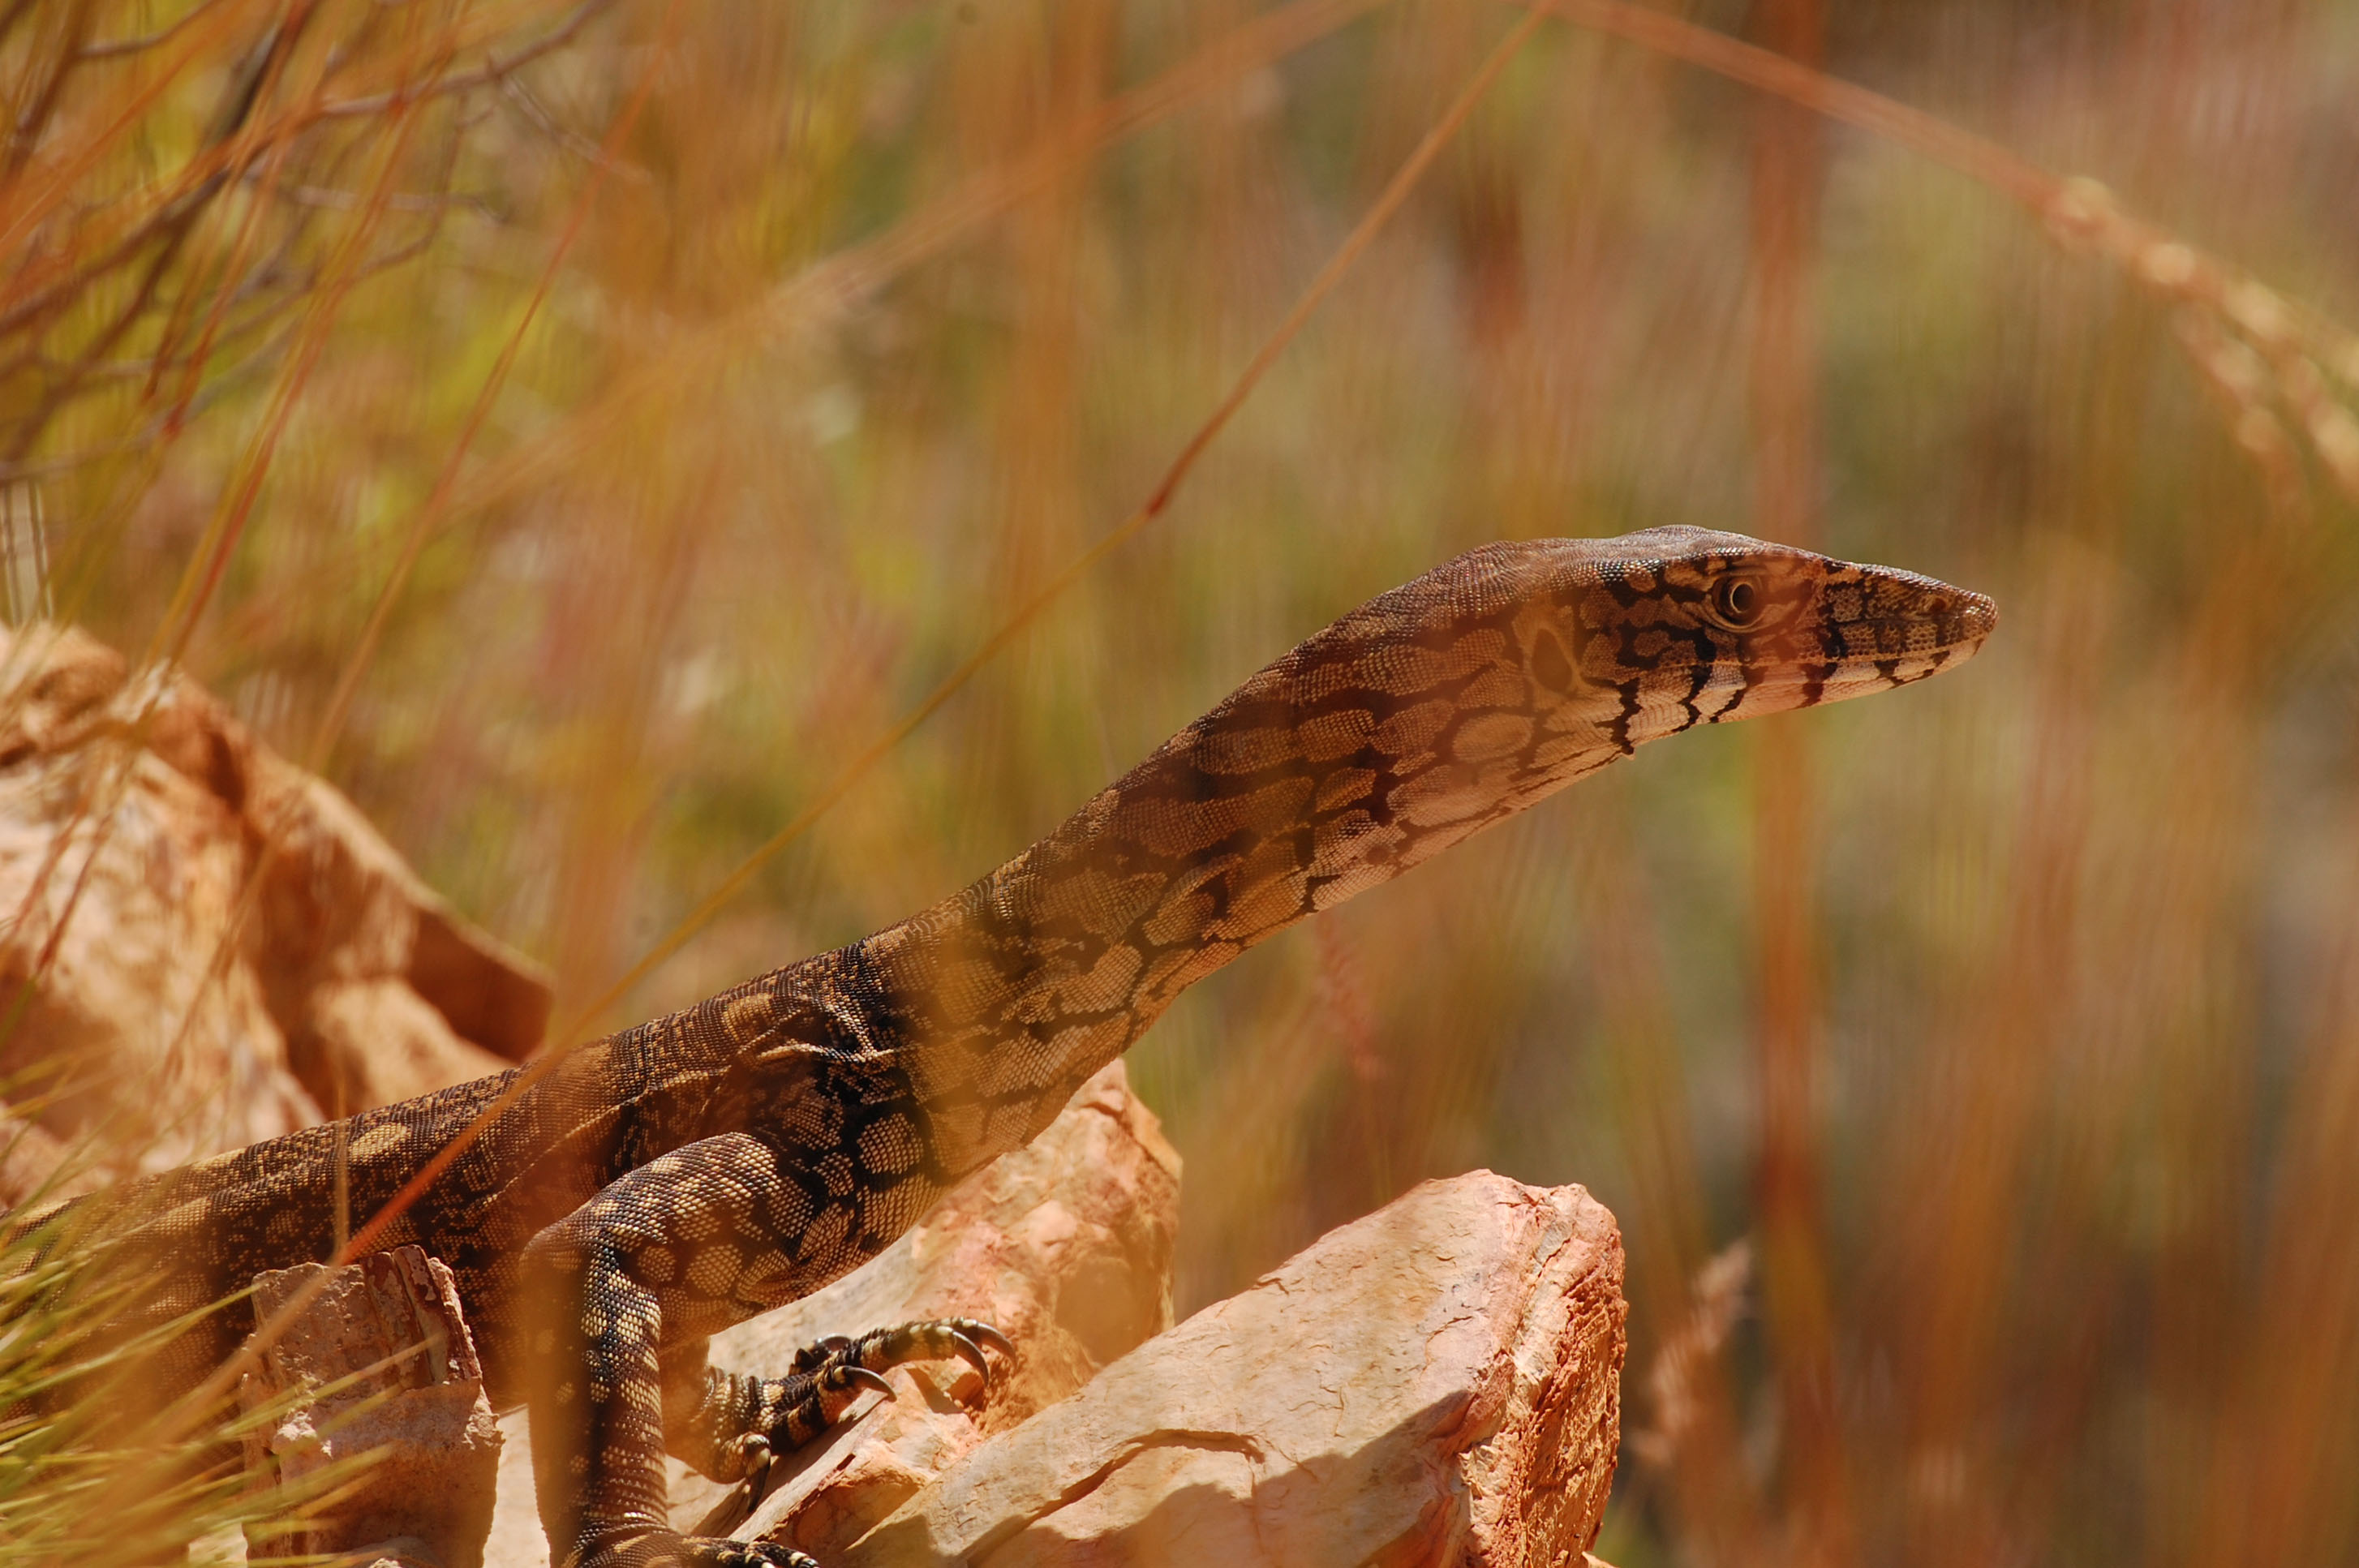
xmin=576 ymin=1527 xmax=819 ymax=1568
xmin=764 ymin=1316 xmax=1015 ymax=1449
xmin=825 ymin=1316 xmax=1016 ymax=1387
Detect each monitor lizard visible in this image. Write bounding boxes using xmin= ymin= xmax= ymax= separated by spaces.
xmin=7 ymin=526 xmax=1993 ymax=1568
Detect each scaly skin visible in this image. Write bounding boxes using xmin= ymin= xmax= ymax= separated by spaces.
xmin=11 ymin=527 xmax=1992 ymax=1568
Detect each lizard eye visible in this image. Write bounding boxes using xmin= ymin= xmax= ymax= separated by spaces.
xmin=1706 ymin=574 xmax=1769 ymax=630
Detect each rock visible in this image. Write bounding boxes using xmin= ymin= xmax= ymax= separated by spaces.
xmin=825 ymin=1171 xmax=1624 ymax=1568
xmin=0 ymin=624 xmax=550 ymax=1196
xmin=299 ymin=977 xmax=522 ymax=1121
xmin=0 ymin=1100 xmax=82 ymax=1205
xmin=0 ymin=637 xmax=313 ymax=1184
xmin=482 ymin=1112 xmax=1622 ymax=1568
xmin=242 ymin=763 xmax=549 ymax=1089
xmin=480 ymin=1060 xmax=1183 ymax=1568
xmin=239 ymin=1244 xmax=503 ymax=1568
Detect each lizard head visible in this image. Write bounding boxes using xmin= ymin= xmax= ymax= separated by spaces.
xmin=1507 ymin=526 xmax=1996 ymax=747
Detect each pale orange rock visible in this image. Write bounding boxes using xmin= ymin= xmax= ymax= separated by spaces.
xmin=482 ymin=1059 xmax=1182 ymax=1568
xmin=301 ymin=976 xmax=515 ymax=1119
xmin=823 ymin=1171 xmax=1625 ymax=1568
xmin=0 ymin=648 xmax=312 ymax=1179
xmin=0 ymin=1103 xmax=75 ymax=1205
xmin=0 ymin=624 xmax=548 ymax=1197
xmin=240 ymin=1244 xmax=503 ymax=1568
xmin=487 ymin=1120 xmax=1624 ymax=1568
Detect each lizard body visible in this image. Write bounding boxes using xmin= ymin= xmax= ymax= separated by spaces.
xmin=11 ymin=527 xmax=1993 ymax=1567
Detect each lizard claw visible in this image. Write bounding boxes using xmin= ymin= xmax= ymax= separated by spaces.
xmin=946 ymin=1330 xmax=992 ymax=1387
xmin=735 ymin=1432 xmax=774 ymax=1489
xmin=838 ymin=1364 xmax=894 ymax=1401
xmin=788 ymin=1332 xmax=858 ymax=1374
xmin=939 ymin=1317 xmax=1015 ymax=1389
xmin=961 ymin=1321 xmax=1016 ymax=1360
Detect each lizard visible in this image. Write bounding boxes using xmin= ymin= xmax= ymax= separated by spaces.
xmin=7 ymin=526 xmax=1993 ymax=1568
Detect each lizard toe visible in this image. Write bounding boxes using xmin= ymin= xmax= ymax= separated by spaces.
xmin=716 ymin=1542 xmax=819 ymax=1568
xmin=624 ymin=1532 xmax=819 ymax=1568
xmin=829 ymin=1315 xmax=1016 ymax=1393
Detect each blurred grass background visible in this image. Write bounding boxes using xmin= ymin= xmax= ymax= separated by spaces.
xmin=9 ymin=0 xmax=2359 ymax=1562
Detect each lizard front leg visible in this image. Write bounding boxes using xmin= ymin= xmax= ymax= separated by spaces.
xmin=521 ymin=1132 xmax=897 ymax=1568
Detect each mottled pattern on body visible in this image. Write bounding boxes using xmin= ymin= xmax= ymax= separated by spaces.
xmin=8 ymin=528 xmax=1992 ymax=1568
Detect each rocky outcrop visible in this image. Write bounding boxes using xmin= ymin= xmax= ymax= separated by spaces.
xmin=830 ymin=1171 xmax=1623 ymax=1567
xmin=475 ymin=1091 xmax=1624 ymax=1568
xmin=0 ymin=625 xmax=549 ymax=1199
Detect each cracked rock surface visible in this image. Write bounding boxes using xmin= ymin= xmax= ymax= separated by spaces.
xmin=240 ymin=1245 xmax=503 ymax=1568
xmin=832 ymin=1168 xmax=1623 ymax=1567
xmin=487 ymin=1080 xmax=1622 ymax=1568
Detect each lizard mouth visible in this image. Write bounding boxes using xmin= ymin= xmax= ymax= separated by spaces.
xmin=1833 ymin=592 xmax=1997 ymax=661
xmin=1818 ymin=583 xmax=1997 ymax=698
xmin=1711 ymin=577 xmax=1996 ymax=720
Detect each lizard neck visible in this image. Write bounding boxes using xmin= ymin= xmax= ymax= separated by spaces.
xmin=849 ymin=575 xmax=1626 ymax=1182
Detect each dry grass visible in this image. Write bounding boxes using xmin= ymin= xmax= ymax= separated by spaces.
xmin=6 ymin=0 xmax=2359 ymax=1563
